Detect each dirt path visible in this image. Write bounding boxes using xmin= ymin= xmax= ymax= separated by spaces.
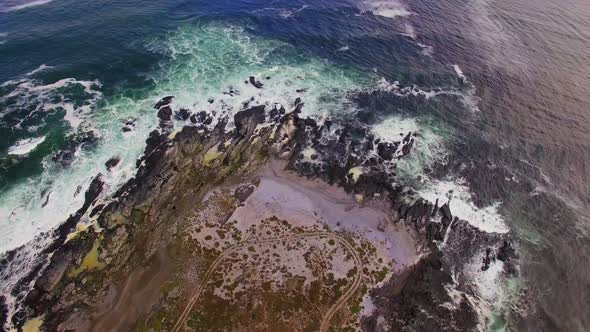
xmin=171 ymin=232 xmax=363 ymax=332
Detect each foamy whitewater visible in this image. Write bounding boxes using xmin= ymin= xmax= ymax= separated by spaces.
xmin=7 ymin=136 xmax=45 ymax=155
xmin=0 ymin=23 xmax=373 ymax=255
xmin=0 ymin=0 xmax=53 ymax=12
xmin=419 ymin=179 xmax=510 ymax=234
xmin=371 ymin=115 xmax=448 ymax=180
xmin=361 ymin=0 xmax=411 ymax=18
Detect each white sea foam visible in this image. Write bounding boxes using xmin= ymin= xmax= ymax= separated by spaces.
xmin=1 ymin=0 xmax=53 ymax=12
xmin=0 ymin=78 xmax=102 ymax=129
xmin=361 ymin=0 xmax=411 ymax=18
xmin=418 ymin=179 xmax=510 ymax=234
xmin=26 ymin=64 xmax=53 ymax=76
xmin=453 ymin=64 xmax=467 ymax=81
xmin=403 ymin=23 xmax=416 ymax=38
xmin=146 ymin=24 xmax=371 ymax=132
xmin=372 ymin=115 xmax=447 ymax=180
xmin=7 ymin=136 xmax=45 ymax=155
xmin=279 ymin=4 xmax=308 ymax=18
xmin=374 ymin=77 xmax=481 ymax=112
xmin=468 ymin=258 xmax=505 ymax=305
xmin=252 ymin=5 xmax=309 ymax=19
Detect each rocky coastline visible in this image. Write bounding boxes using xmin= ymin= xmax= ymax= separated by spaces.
xmin=1 ymin=82 xmax=517 ymax=331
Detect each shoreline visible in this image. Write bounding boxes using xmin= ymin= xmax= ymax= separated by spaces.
xmin=1 ymin=93 xmax=515 ymax=331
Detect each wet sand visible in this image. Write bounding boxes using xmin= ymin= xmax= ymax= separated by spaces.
xmin=231 ymin=160 xmax=421 ymax=269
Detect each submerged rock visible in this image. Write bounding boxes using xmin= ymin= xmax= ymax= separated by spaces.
xmin=52 ymin=130 xmax=99 ymax=167
xmin=122 ymin=118 xmax=136 ymax=132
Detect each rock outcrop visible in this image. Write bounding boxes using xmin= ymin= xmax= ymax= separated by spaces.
xmin=4 ymin=88 xmax=516 ymax=332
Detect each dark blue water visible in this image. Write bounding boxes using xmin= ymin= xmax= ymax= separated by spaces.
xmin=1 ymin=0 xmax=589 ymax=330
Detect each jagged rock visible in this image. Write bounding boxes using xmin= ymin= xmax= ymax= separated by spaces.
xmin=400 ymin=138 xmax=414 ymax=156
xmin=157 ymin=106 xmax=172 ymax=122
xmin=362 ymin=247 xmax=479 ymax=331
xmin=431 ymin=198 xmax=439 ymax=217
xmin=174 ymin=108 xmax=191 ymax=121
xmin=481 ymin=247 xmax=493 ymax=271
xmin=154 ymin=96 xmax=174 ymax=109
xmin=122 ymin=118 xmax=136 ymax=132
xmin=234 ymin=105 xmax=265 ymax=137
xmin=0 ymin=295 xmax=8 ymax=332
xmin=439 ymin=203 xmax=452 ymax=221
xmin=304 ymin=118 xmax=317 ymax=128
xmin=82 ymin=175 xmax=104 ymax=213
xmin=497 ymin=240 xmax=516 ymax=262
xmin=248 ymin=76 xmax=263 ymax=88
xmin=105 ymin=156 xmax=120 ymax=171
xmin=234 ymin=184 xmax=255 ymax=203
xmin=52 ymin=131 xmax=98 ymax=167
xmin=89 ymin=204 xmax=105 ymax=218
xmin=190 ymin=111 xmax=212 ymax=126
xmin=223 ymin=87 xmax=239 ymax=96
xmin=269 ymin=105 xmax=286 ymax=122
xmin=377 ymin=142 xmax=397 ymax=160
xmin=403 ymin=131 xmax=412 ymax=144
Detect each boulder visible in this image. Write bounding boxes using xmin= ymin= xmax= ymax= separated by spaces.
xmin=157 ymin=106 xmax=172 ymax=121
xmin=105 ymin=156 xmax=120 ymax=171
xmin=53 ymin=131 xmax=98 ymax=167
xmin=154 ymin=96 xmax=174 ymax=109
xmin=249 ymin=76 xmax=263 ymax=88
xmin=174 ymin=108 xmax=191 ymax=121
xmin=496 ymin=240 xmax=516 ymax=262
xmin=377 ymin=142 xmax=397 ymax=160
xmin=234 ymin=105 xmax=265 ymax=137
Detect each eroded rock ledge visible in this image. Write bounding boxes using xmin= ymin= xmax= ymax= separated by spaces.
xmin=4 ymin=93 xmax=516 ymax=332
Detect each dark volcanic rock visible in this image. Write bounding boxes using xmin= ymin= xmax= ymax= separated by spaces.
xmin=248 ymin=76 xmax=263 ymax=88
xmin=157 ymin=106 xmax=172 ymax=122
xmin=122 ymin=118 xmax=136 ymax=132
xmin=190 ymin=111 xmax=213 ymax=126
xmin=0 ymin=295 xmax=8 ymax=332
xmin=174 ymin=108 xmax=191 ymax=121
xmin=362 ymin=247 xmax=479 ymax=332
xmin=154 ymin=96 xmax=174 ymax=109
xmin=234 ymin=184 xmax=255 ymax=203
xmin=377 ymin=142 xmax=397 ymax=160
xmin=234 ymin=105 xmax=265 ymax=137
xmin=440 ymin=203 xmax=453 ymax=221
xmin=52 ymin=131 xmax=98 ymax=167
xmin=105 ymin=156 xmax=120 ymax=171
xmin=497 ymin=240 xmax=516 ymax=262
xmin=82 ymin=174 xmax=104 ymax=213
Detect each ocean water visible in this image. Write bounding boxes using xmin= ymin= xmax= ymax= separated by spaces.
xmin=1 ymin=0 xmax=589 ymax=331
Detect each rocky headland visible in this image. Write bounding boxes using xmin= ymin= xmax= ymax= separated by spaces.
xmin=0 ymin=81 xmax=517 ymax=332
